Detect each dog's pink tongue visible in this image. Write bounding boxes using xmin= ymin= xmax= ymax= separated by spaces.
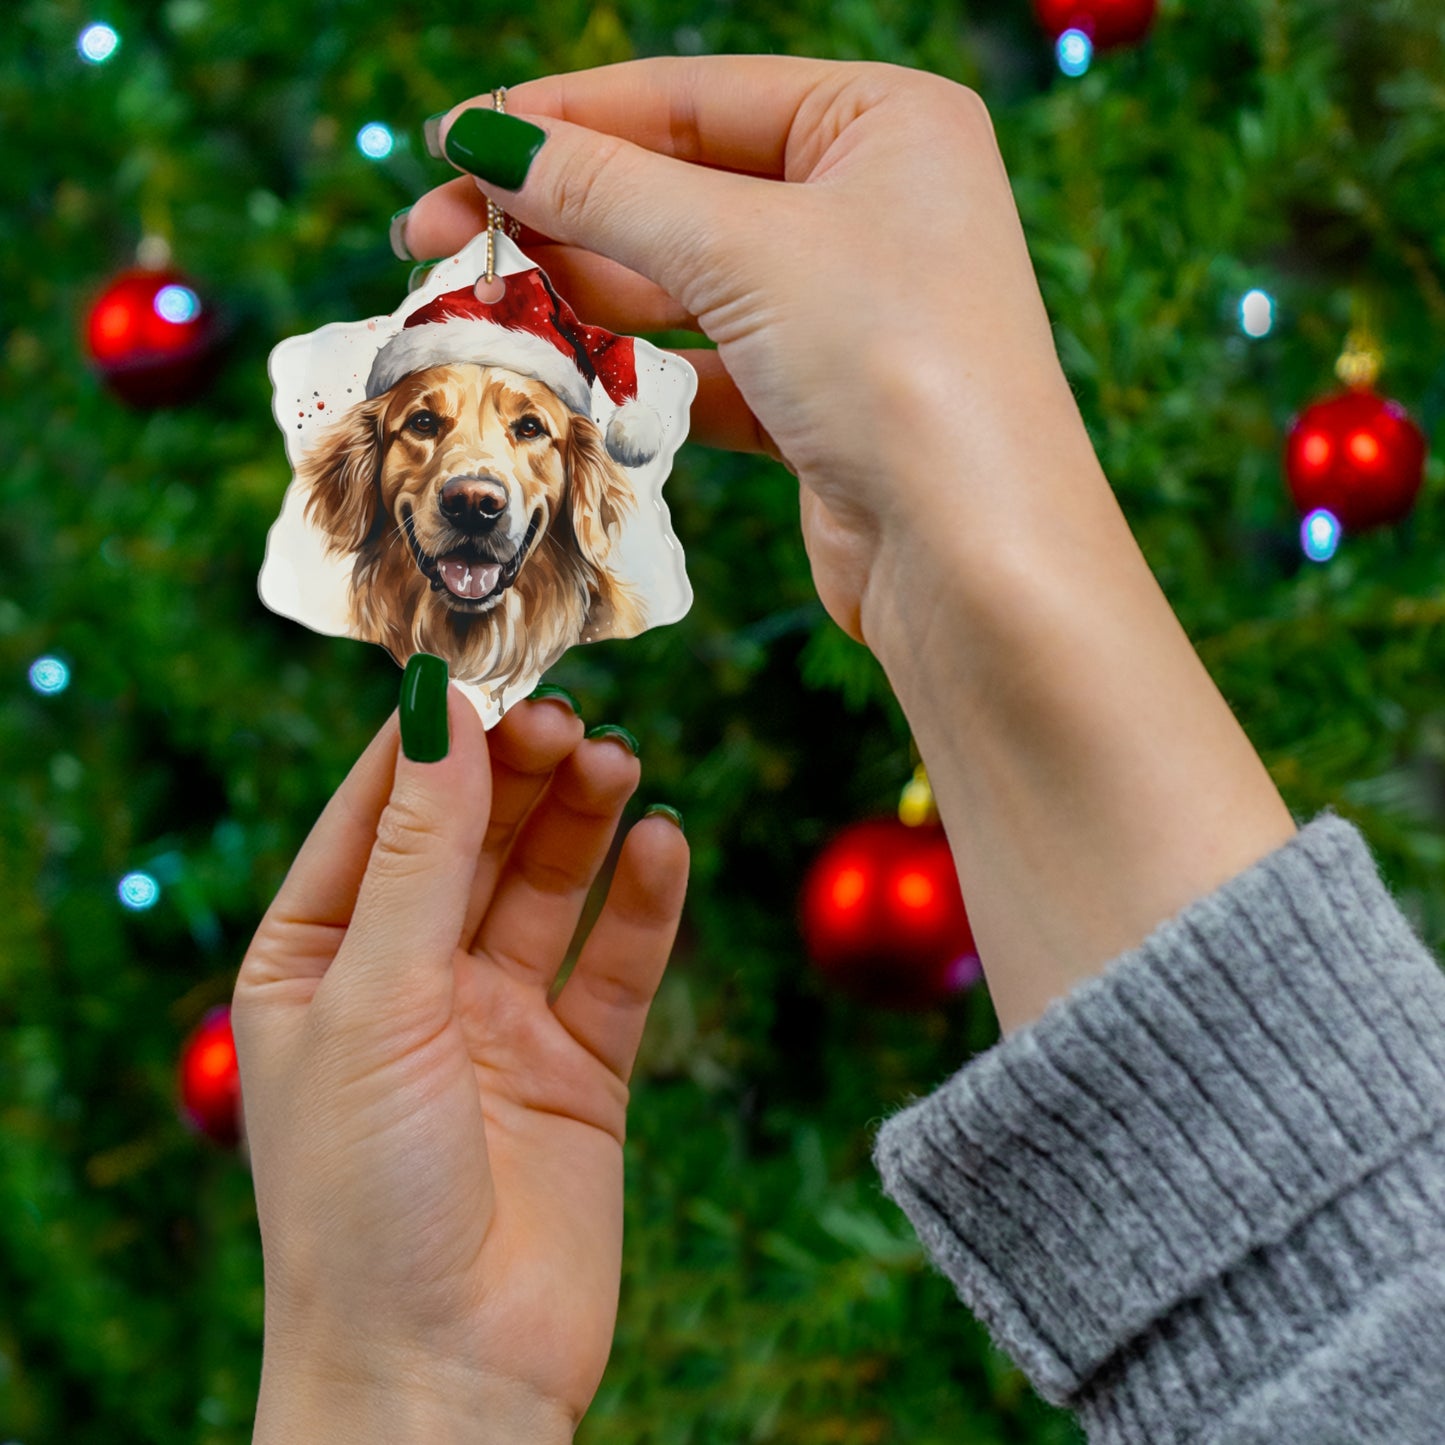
xmin=439 ymin=557 xmax=501 ymax=600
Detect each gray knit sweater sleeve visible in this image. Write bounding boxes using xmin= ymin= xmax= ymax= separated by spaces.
xmin=870 ymin=812 xmax=1445 ymax=1443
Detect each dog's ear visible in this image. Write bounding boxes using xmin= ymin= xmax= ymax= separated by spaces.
xmin=298 ymin=396 xmax=386 ymax=555
xmin=566 ymin=412 xmax=636 ymax=570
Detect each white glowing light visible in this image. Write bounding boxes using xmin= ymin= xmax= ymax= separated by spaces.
xmin=357 ymin=123 xmax=395 ymax=160
xmin=118 ymin=871 xmax=161 ymax=910
xmin=28 ymin=657 xmax=70 ymax=695
xmin=1240 ymin=289 xmax=1275 ymax=338
xmin=154 ymin=284 xmax=201 ymax=324
xmin=1301 ymin=508 xmax=1341 ymax=563
xmin=78 ymin=22 xmax=120 ymax=64
xmin=1057 ymin=29 xmax=1093 ymax=77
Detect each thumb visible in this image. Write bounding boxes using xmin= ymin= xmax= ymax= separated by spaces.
xmin=441 ymin=105 xmax=756 ymax=314
xmin=324 ymin=656 xmax=491 ymax=1024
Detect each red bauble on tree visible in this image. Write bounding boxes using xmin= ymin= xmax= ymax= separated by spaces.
xmin=1033 ymin=0 xmax=1157 ymax=50
xmin=178 ymin=1005 xmax=242 ymax=1148
xmin=85 ymin=266 xmax=222 ymax=407
xmin=1285 ymin=387 xmax=1427 ymax=533
xmin=800 ymin=815 xmax=981 ymax=1011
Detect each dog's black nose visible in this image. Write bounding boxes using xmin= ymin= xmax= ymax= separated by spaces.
xmin=439 ymin=475 xmax=508 ymax=531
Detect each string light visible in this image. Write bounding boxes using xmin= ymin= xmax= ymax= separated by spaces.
xmin=1239 ymin=289 xmax=1274 ymax=338
xmin=356 ymin=122 xmax=395 ymax=159
xmin=28 ymin=657 xmax=70 ymax=695
xmin=1301 ymin=508 xmax=1341 ymax=563
xmin=78 ymin=22 xmax=120 ymax=64
xmin=153 ymin=284 xmax=201 ymax=324
xmin=1057 ymin=29 xmax=1093 ymax=76
xmin=946 ymin=952 xmax=984 ymax=992
xmin=118 ymin=871 xmax=161 ymax=911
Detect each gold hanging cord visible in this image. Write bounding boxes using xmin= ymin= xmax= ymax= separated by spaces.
xmin=484 ymin=87 xmax=510 ymax=285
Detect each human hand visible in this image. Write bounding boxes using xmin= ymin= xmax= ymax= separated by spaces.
xmin=232 ymin=682 xmax=688 ymax=1443
xmin=401 ymin=57 xmax=1100 ymax=648
xmin=401 ymin=60 xmax=1298 ymax=1044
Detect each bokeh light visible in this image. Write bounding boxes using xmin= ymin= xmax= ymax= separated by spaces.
xmin=153 ymin=284 xmax=201 ymax=324
xmin=1299 ymin=431 xmax=1331 ymax=471
xmin=830 ymin=865 xmax=867 ymax=911
xmin=78 ymin=22 xmax=120 ymax=64
xmin=895 ymin=870 xmax=936 ymax=911
xmin=1240 ymin=288 xmax=1274 ymax=337
xmin=1057 ymin=29 xmax=1093 ymax=76
xmin=28 ymin=656 xmax=70 ymax=695
xmin=118 ymin=871 xmax=161 ymax=910
xmin=946 ymin=952 xmax=983 ymax=992
xmin=356 ymin=122 xmax=395 ymax=159
xmin=1301 ymin=508 xmax=1341 ymax=563
xmin=1348 ymin=429 xmax=1381 ymax=466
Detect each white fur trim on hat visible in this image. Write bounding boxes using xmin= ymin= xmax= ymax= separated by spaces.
xmin=605 ymin=399 xmax=663 ymax=468
xmin=366 ymin=321 xmax=592 ymax=414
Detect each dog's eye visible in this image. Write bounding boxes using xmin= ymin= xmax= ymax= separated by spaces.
xmin=406 ymin=410 xmax=440 ymax=436
xmin=514 ymin=415 xmax=547 ymax=440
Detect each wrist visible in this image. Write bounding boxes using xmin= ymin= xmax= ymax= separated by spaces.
xmin=855 ymin=408 xmax=1294 ymax=1034
xmin=855 ymin=334 xmax=1116 ymax=668
xmin=858 ymin=411 xmax=1118 ymax=683
xmin=253 ymin=1343 xmax=575 ymax=1445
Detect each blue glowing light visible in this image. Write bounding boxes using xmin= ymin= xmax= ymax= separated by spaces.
xmin=78 ymin=22 xmax=120 ymax=64
xmin=1301 ymin=508 xmax=1341 ymax=563
xmin=118 ymin=871 xmax=161 ymax=910
xmin=154 ymin=284 xmax=201 ymax=324
xmin=1240 ymin=288 xmax=1275 ymax=338
xmin=28 ymin=657 xmax=70 ymax=695
xmin=357 ymin=123 xmax=395 ymax=160
xmin=1057 ymin=28 xmax=1093 ymax=77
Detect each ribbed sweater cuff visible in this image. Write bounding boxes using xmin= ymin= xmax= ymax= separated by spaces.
xmin=870 ymin=813 xmax=1445 ymax=1418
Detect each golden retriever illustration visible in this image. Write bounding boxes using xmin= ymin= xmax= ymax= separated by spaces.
xmin=298 ymin=362 xmax=645 ymax=693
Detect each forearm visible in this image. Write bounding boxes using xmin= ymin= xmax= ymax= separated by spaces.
xmin=859 ymin=382 xmax=1296 ymax=1034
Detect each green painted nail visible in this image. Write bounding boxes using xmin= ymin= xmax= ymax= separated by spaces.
xmin=407 ymin=259 xmax=445 ymax=294
xmin=400 ymin=653 xmax=449 ymax=762
xmin=527 ymin=684 xmax=581 ymax=715
xmin=423 ymin=112 xmax=447 ymax=160
xmin=585 ymin=723 xmax=639 ymax=756
xmin=644 ymin=803 xmax=684 ymax=834
xmin=443 ymin=107 xmax=546 ymax=191
xmin=388 ymin=207 xmax=413 ymax=262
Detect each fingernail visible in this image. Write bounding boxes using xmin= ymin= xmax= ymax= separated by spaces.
xmin=389 ymin=207 xmax=413 ymax=261
xmin=443 ymin=107 xmax=546 ymax=191
xmin=644 ymin=803 xmax=684 ymax=834
xmin=585 ymin=723 xmax=639 ymax=756
xmin=400 ymin=653 xmax=449 ymax=762
xmin=423 ymin=111 xmax=447 ymax=160
xmin=408 ymin=259 xmax=444 ymax=294
xmin=527 ymin=683 xmax=581 ymax=716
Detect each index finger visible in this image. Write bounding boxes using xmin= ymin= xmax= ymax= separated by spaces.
xmin=452 ymin=54 xmax=855 ymax=180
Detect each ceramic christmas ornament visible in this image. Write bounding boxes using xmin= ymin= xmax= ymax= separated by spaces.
xmin=260 ymin=229 xmax=695 ymax=726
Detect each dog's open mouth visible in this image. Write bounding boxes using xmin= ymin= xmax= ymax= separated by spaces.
xmin=437 ymin=556 xmax=503 ymax=601
xmin=401 ymin=506 xmax=542 ymax=610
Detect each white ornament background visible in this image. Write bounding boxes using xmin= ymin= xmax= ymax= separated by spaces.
xmin=259 ymin=232 xmax=696 ymax=726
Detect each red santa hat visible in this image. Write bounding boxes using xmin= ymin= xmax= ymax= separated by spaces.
xmin=365 ymin=267 xmax=663 ymax=468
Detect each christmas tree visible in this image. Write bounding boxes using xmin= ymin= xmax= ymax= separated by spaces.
xmin=3 ymin=0 xmax=1443 ymax=1440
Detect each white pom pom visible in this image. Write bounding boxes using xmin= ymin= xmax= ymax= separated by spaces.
xmin=605 ymin=400 xmax=663 ymax=468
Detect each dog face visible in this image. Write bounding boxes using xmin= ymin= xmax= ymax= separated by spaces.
xmin=299 ymin=362 xmax=643 ymax=690
xmin=388 ymin=366 xmax=576 ymax=613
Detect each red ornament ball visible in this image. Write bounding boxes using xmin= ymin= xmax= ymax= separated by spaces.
xmin=178 ymin=1005 xmax=242 ymax=1147
xmin=1033 ymin=0 xmax=1157 ymax=49
xmin=1285 ymin=388 xmax=1427 ymax=533
xmin=800 ymin=818 xmax=981 ymax=1011
xmin=85 ymin=267 xmax=222 ymax=407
